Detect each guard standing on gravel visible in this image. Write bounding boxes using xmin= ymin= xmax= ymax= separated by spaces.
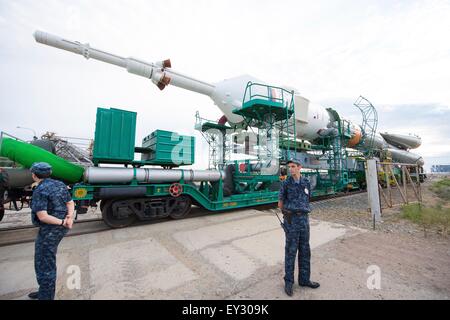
xmin=27 ymin=162 xmax=74 ymax=300
xmin=278 ymin=158 xmax=320 ymax=296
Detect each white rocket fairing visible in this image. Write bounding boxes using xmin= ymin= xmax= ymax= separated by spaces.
xmin=33 ymin=31 xmax=423 ymax=166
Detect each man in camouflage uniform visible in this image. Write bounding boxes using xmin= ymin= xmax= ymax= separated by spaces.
xmin=28 ymin=162 xmax=74 ymax=300
xmin=278 ymin=158 xmax=320 ymax=296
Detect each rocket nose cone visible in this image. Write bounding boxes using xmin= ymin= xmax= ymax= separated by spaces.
xmin=33 ymin=30 xmax=49 ymax=44
xmin=33 ymin=30 xmax=44 ymax=43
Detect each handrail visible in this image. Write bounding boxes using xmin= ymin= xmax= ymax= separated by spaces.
xmin=242 ymin=81 xmax=295 ymax=110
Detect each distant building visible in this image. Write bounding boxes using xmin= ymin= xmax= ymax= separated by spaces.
xmin=431 ymin=165 xmax=450 ymax=173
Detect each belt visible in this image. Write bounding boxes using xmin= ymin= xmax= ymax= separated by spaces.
xmin=293 ymin=210 xmax=308 ymax=215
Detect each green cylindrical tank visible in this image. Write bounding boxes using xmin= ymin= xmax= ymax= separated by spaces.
xmin=0 ymin=137 xmax=85 ymax=183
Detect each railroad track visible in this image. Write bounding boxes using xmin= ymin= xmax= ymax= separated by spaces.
xmin=0 ymin=218 xmax=108 ymax=247
xmin=0 ymin=190 xmax=367 ymax=247
xmin=254 ymin=189 xmax=367 ymax=211
xmin=311 ymin=189 xmax=367 ymax=204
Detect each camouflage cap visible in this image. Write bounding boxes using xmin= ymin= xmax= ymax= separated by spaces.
xmin=287 ymin=158 xmax=302 ymax=166
xmin=30 ymin=162 xmax=52 ymax=175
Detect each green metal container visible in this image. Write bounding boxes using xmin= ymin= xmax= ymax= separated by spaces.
xmin=93 ymin=108 xmax=137 ymax=164
xmin=141 ymin=130 xmax=195 ymax=166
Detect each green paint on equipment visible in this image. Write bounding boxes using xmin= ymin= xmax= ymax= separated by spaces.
xmin=0 ymin=137 xmax=84 ymax=183
xmin=93 ymin=107 xmax=137 ymax=164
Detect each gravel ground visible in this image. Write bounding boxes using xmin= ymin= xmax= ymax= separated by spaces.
xmin=305 ymin=179 xmax=449 ymax=241
xmin=256 ymin=175 xmax=450 ymax=253
xmin=309 ymin=192 xmax=424 ymax=236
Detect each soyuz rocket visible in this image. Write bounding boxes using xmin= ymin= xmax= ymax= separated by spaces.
xmin=33 ymin=31 xmax=423 ymax=166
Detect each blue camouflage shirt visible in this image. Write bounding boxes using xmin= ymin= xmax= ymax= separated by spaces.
xmin=278 ymin=175 xmax=311 ymax=213
xmin=31 ymin=178 xmax=72 ymax=226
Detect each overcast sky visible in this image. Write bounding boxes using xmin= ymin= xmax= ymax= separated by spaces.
xmin=0 ymin=0 xmax=449 ymax=171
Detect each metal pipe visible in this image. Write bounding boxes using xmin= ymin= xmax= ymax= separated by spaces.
xmin=84 ymin=167 xmax=225 ymax=184
xmin=98 ymin=186 xmax=147 ymax=199
xmin=0 ymin=168 xmax=34 ymax=188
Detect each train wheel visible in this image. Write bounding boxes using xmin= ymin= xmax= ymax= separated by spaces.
xmin=168 ymin=195 xmax=192 ymax=220
xmin=100 ymin=200 xmax=107 ymax=212
xmin=101 ymin=199 xmax=136 ymax=228
xmin=0 ymin=189 xmax=4 ymax=221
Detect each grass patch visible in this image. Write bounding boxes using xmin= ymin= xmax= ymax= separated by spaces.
xmin=401 ymin=203 xmax=422 ymax=224
xmin=430 ymin=178 xmax=450 ymax=201
xmin=401 ymin=203 xmax=450 ymax=237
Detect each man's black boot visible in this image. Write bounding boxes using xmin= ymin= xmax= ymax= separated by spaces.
xmin=28 ymin=291 xmax=38 ymax=299
xmin=299 ymin=281 xmax=320 ymax=289
xmin=284 ymin=283 xmax=293 ymax=296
